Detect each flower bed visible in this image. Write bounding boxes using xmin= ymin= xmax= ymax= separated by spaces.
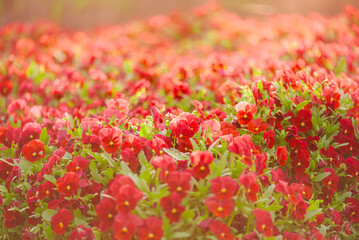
xmin=1 ymin=2 xmax=359 ymax=239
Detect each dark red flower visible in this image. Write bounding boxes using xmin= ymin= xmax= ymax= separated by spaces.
xmin=235 ymin=102 xmax=257 ymax=125
xmin=160 ymin=193 xmax=185 ymax=223
xmin=247 ymin=119 xmax=267 ymax=134
xmin=22 ymin=139 xmax=46 ymax=162
xmin=121 ymin=149 xmax=139 ymax=172
xmin=137 ymin=217 xmax=164 ymax=240
xmin=239 ymin=173 xmax=260 ymax=202
xmin=51 ymin=208 xmax=74 ymax=235
xmin=20 ymin=122 xmax=42 ymax=146
xmin=276 ymin=146 xmax=288 ymax=166
xmin=113 ymin=213 xmax=143 ymax=240
xmin=38 ymin=181 xmax=56 ymax=200
xmin=190 ymin=151 xmax=214 ymax=179
xmin=283 ymin=232 xmax=300 ymax=240
xmin=69 ymin=225 xmax=95 ymax=240
xmin=96 ymin=197 xmax=117 ymax=231
xmin=99 ymin=127 xmax=123 ymax=154
xmin=57 ymin=172 xmax=80 ymax=197
xmin=209 ymin=220 xmax=235 ymax=240
xmin=0 ymin=159 xmax=13 ymax=180
xmin=115 ymin=184 xmax=144 ymax=213
xmin=210 ymin=176 xmax=239 ymax=200
xmin=322 ymin=168 xmax=339 ymax=192
xmin=82 ymin=134 xmax=102 ymax=152
xmin=292 ymin=109 xmax=312 ymax=133
xmin=4 ymin=206 xmax=24 ymax=228
xmin=291 ymin=149 xmax=310 ymax=173
xmin=253 ymin=208 xmax=273 ymax=237
xmin=263 ymin=130 xmax=275 ymax=149
xmin=166 ymin=171 xmax=192 ymax=199
xmin=345 ymin=198 xmax=359 ymax=223
xmin=205 ymin=196 xmax=235 ymax=218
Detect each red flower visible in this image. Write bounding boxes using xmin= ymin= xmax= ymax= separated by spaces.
xmin=122 ymin=134 xmax=144 ymax=155
xmin=239 ymin=173 xmax=260 ymax=202
xmin=190 ymin=151 xmax=214 ymax=179
xmin=0 ymin=159 xmax=13 ymax=180
xmin=276 ymin=146 xmax=288 ymax=166
xmin=146 ymin=136 xmax=169 ymax=156
xmin=263 ymin=130 xmax=275 ymax=149
xmin=113 ymin=213 xmax=143 ymax=240
xmin=57 ymin=172 xmax=80 ymax=197
xmin=291 ymin=149 xmax=310 ymax=173
xmin=292 ymin=109 xmax=312 ymax=133
xmin=82 ymin=134 xmax=102 ymax=152
xmin=253 ymin=208 xmax=273 ymax=237
xmin=169 ymin=112 xmax=200 ymax=140
xmin=322 ymin=168 xmax=339 ymax=192
xmin=69 ymin=225 xmax=95 ymax=240
xmin=210 ymin=176 xmax=239 ymax=200
xmin=209 ymin=220 xmax=235 ymax=240
xmin=166 ymin=171 xmax=192 ymax=199
xmin=345 ymin=198 xmax=359 ymax=223
xmin=121 ymin=149 xmax=139 ymax=172
xmin=247 ymin=119 xmax=267 ymax=134
xmin=38 ymin=181 xmax=56 ymax=200
xmin=20 ymin=122 xmax=42 ymax=146
xmin=228 ymin=135 xmax=254 ymax=166
xmin=151 ymin=155 xmax=177 ymax=181
xmin=51 ymin=208 xmax=74 ymax=235
xmin=103 ymin=98 xmax=129 ymax=122
xmin=21 ymin=139 xmax=46 ymax=162
xmin=340 ymin=118 xmax=354 ymax=138
xmin=96 ymin=197 xmax=117 ymax=231
xmin=205 ymin=196 xmax=235 ymax=218
xmin=160 ymin=193 xmax=185 ymax=223
xmin=4 ymin=206 xmax=24 ymax=228
xmin=137 ymin=217 xmax=164 ymax=240
xmin=99 ymin=127 xmax=123 ymax=154
xmin=235 ymin=102 xmax=257 ymax=125
xmin=115 ymin=184 xmax=144 ymax=213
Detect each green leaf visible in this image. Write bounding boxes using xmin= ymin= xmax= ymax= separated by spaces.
xmin=257 ymin=80 xmax=263 ymax=93
xmin=261 ymin=184 xmax=275 ymax=199
xmin=62 ymin=152 xmax=73 ymax=160
xmin=44 ymin=174 xmax=57 ymax=185
xmin=123 ymin=60 xmax=133 ymax=75
xmin=163 ymin=148 xmax=189 ymax=161
xmin=304 ymin=208 xmax=322 ymax=222
xmin=190 ymin=138 xmax=200 ymax=151
xmin=171 ymin=232 xmax=192 ymax=238
xmin=312 ymin=172 xmax=331 ymax=182
xmin=102 ymin=153 xmax=116 ymax=167
xmin=19 ymin=160 xmax=32 ymax=173
xmin=120 ymin=161 xmax=133 ymax=175
xmin=336 ymin=191 xmax=352 ymax=204
xmin=42 ymin=209 xmax=57 ymax=221
xmin=39 ymin=127 xmax=48 ymax=143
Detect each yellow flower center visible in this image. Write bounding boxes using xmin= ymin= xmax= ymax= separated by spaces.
xmin=59 ymin=222 xmax=64 ymax=228
xmin=148 ymin=233 xmax=155 ymax=238
xmin=108 ymin=213 xmax=113 ymax=219
xmin=200 ymin=166 xmax=205 ymax=171
xmin=221 ymin=188 xmax=227 ymax=193
xmin=217 ymin=207 xmax=224 ymax=212
xmin=122 ymin=227 xmax=128 ymax=233
xmin=171 ymin=208 xmax=177 ymax=214
xmin=124 ymin=201 xmax=130 ymax=206
xmin=32 ymin=152 xmax=37 ymax=156
xmin=177 ymin=187 xmax=182 ymax=192
xmin=109 ymin=141 xmax=114 ymax=146
xmin=301 ymin=122 xmax=305 ymax=127
xmin=66 ymin=185 xmax=71 ymax=190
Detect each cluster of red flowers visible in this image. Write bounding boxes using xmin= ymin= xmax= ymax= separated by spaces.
xmin=1 ymin=2 xmax=359 ymax=239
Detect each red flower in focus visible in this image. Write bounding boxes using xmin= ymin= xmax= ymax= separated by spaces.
xmin=276 ymin=146 xmax=288 ymax=166
xmin=205 ymin=196 xmax=235 ymax=218
xmin=228 ymin=135 xmax=254 ymax=166
xmin=137 ymin=217 xmax=164 ymax=240
xmin=190 ymin=151 xmax=214 ymax=179
xmin=263 ymin=130 xmax=275 ymax=149
xmin=340 ymin=118 xmax=354 ymax=138
xmin=57 ymin=172 xmax=80 ymax=197
xmin=21 ymin=139 xmax=46 ymax=162
xmin=151 ymin=155 xmax=177 ymax=181
xmin=322 ymin=168 xmax=339 ymax=192
xmin=292 ymin=109 xmax=312 ymax=133
xmin=166 ymin=171 xmax=192 ymax=199
xmin=146 ymin=136 xmax=169 ymax=156
xmin=51 ymin=208 xmax=74 ymax=235
xmin=210 ymin=176 xmax=239 ymax=200
xmin=115 ymin=185 xmax=144 ymax=213
xmin=169 ymin=112 xmax=200 ymax=140
xmin=239 ymin=173 xmax=260 ymax=202
xmin=0 ymin=159 xmax=13 ymax=180
xmin=235 ymin=102 xmax=257 ymax=125
xmin=160 ymin=193 xmax=185 ymax=223
xmin=291 ymin=149 xmax=310 ymax=173
xmin=122 ymin=134 xmax=144 ymax=155
xmin=96 ymin=198 xmax=117 ymax=231
xmin=99 ymin=127 xmax=123 ymax=154
xmin=113 ymin=213 xmax=143 ymax=240
xmin=345 ymin=198 xmax=359 ymax=223
xmin=82 ymin=134 xmax=102 ymax=152
xmin=247 ymin=119 xmax=267 ymax=134
xmin=20 ymin=122 xmax=42 ymax=146
xmin=209 ymin=220 xmax=235 ymax=240
xmin=38 ymin=181 xmax=56 ymax=200
xmin=253 ymin=208 xmax=273 ymax=237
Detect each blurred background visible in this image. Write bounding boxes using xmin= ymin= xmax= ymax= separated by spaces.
xmin=1 ymin=0 xmax=359 ymax=29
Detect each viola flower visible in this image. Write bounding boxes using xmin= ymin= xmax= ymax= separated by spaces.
xmin=345 ymin=198 xmax=359 ymax=223
xmin=255 ymin=153 xmax=267 ymax=176
xmin=291 ymin=149 xmax=310 ymax=173
xmin=82 ymin=134 xmax=102 ymax=152
xmin=253 ymin=208 xmax=273 ymax=237
xmin=21 ymin=139 xmax=46 ymax=162
xmin=122 ymin=134 xmax=144 ymax=155
xmin=96 ymin=197 xmax=117 ymax=231
xmin=51 ymin=208 xmax=74 ymax=235
xmin=340 ymin=118 xmax=354 ymax=138
xmin=322 ymin=168 xmax=339 ymax=192
xmin=239 ymin=173 xmax=260 ymax=202
xmin=151 ymin=155 xmax=177 ymax=181
xmin=209 ymin=220 xmax=235 ymax=240
xmin=103 ymin=98 xmax=129 ymax=122
xmin=190 ymin=151 xmax=214 ymax=179
xmin=0 ymin=159 xmax=13 ymax=180
xmin=247 ymin=119 xmax=267 ymax=134
xmin=160 ymin=193 xmax=185 ymax=223
xmin=201 ymin=119 xmax=222 ymax=144
xmin=210 ymin=176 xmax=239 ymax=200
xmin=4 ymin=206 xmax=24 ymax=228
xmin=38 ymin=181 xmax=56 ymax=200
xmin=228 ymin=135 xmax=254 ymax=165
xmin=146 ymin=136 xmax=169 ymax=156
xmin=169 ymin=112 xmax=200 ymax=140
xmin=292 ymin=109 xmax=312 ymax=133
xmin=115 ymin=184 xmax=144 ymax=213
xmin=99 ymin=127 xmax=123 ymax=154
xmin=69 ymin=225 xmax=95 ymax=240
xmin=121 ymin=149 xmax=139 ymax=172
xmin=293 ymin=200 xmax=308 ymax=221
xmin=166 ymin=171 xmax=192 ymax=199
xmin=57 ymin=172 xmax=80 ymax=197
xmin=235 ymin=102 xmax=257 ymax=125
xmin=263 ymin=130 xmax=275 ymax=149
xmin=345 ymin=157 xmax=359 ymax=180
xmin=113 ymin=213 xmax=143 ymax=240
xmin=66 ymin=155 xmax=90 ymax=176
xmin=276 ymin=146 xmax=288 ymax=166
xmin=205 ymin=196 xmax=235 ymax=218
xmin=137 ymin=217 xmax=164 ymax=240
xmin=20 ymin=122 xmax=42 ymax=146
